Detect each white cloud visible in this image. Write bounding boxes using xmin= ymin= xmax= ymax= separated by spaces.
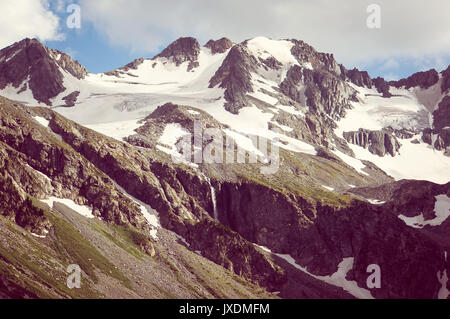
xmin=78 ymin=0 xmax=450 ymax=73
xmin=0 ymin=0 xmax=63 ymax=49
xmin=380 ymin=58 xmax=400 ymax=71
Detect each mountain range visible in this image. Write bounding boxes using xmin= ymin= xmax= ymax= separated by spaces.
xmin=0 ymin=36 xmax=449 ymax=299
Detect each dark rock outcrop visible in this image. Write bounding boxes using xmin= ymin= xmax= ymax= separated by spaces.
xmin=343 ymin=129 xmax=401 ymax=157
xmin=372 ymin=77 xmax=392 ymax=97
xmin=279 ymin=65 xmax=304 ymax=102
xmin=154 ymin=37 xmax=201 ymax=71
xmin=209 ymin=44 xmax=257 ymax=113
xmin=204 ymin=38 xmax=233 ymax=54
xmin=0 ymin=38 xmax=87 ymax=105
xmin=302 ymin=68 xmax=356 ymax=119
xmin=441 ymin=65 xmax=450 ymax=93
xmin=422 ymin=96 xmax=450 ymax=153
xmin=342 ymin=67 xmax=373 ymax=88
xmin=62 ymin=91 xmax=80 ymax=107
xmin=390 ymin=69 xmax=439 ymax=90
xmin=0 ymin=170 xmax=51 ymax=236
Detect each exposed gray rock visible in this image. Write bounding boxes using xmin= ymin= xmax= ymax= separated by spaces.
xmin=62 ymin=91 xmax=80 ymax=107
xmin=302 ymin=68 xmax=356 ymax=119
xmin=390 ymin=69 xmax=439 ymax=90
xmin=209 ymin=44 xmax=257 ymax=113
xmin=442 ymin=65 xmax=450 ymax=93
xmin=204 ymin=37 xmax=233 ymax=54
xmin=342 ymin=67 xmax=372 ymax=88
xmin=372 ymin=77 xmax=392 ymax=97
xmin=0 ymin=38 xmax=87 ymax=105
xmin=343 ymin=129 xmax=401 ymax=157
xmin=422 ymin=96 xmax=450 ymax=154
xmin=104 ymin=58 xmax=144 ymax=77
xmin=153 ymin=37 xmax=201 ymax=71
xmin=279 ymin=65 xmax=304 ymax=102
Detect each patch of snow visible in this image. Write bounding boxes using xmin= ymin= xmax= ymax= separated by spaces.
xmin=247 ymin=37 xmax=298 ymax=65
xmin=224 ymin=129 xmax=265 ymax=158
xmin=270 ymin=121 xmax=294 ymax=132
xmin=276 ymin=254 xmax=374 ymax=299
xmin=331 ymin=149 xmax=369 ymax=176
xmin=274 ymin=103 xmax=305 ymax=116
xmin=337 ymin=84 xmax=429 ymax=136
xmin=26 ymin=164 xmax=52 ymax=183
xmin=367 ymin=199 xmax=386 ymax=205
xmin=303 ymin=62 xmax=313 ymax=70
xmin=398 ymin=194 xmax=450 ymax=228
xmin=41 ymin=197 xmax=94 ymax=219
xmin=322 ymin=185 xmax=334 ymax=192
xmin=158 ymin=123 xmax=190 ymax=149
xmin=272 ymin=133 xmax=317 ymax=156
xmin=34 ymin=116 xmax=50 ymax=127
xmin=348 ymin=137 xmax=450 ymax=184
xmin=253 ymin=244 xmax=272 ymax=253
xmin=157 ymin=123 xmax=194 ymax=167
xmin=31 ymin=232 xmax=47 ymax=239
xmin=249 ymin=90 xmax=279 ymax=105
xmin=187 ymin=109 xmax=200 ymax=115
xmin=85 ymin=119 xmax=144 ymax=141
xmin=110 ymin=180 xmax=160 ymax=240
xmin=33 ymin=116 xmax=63 ymax=141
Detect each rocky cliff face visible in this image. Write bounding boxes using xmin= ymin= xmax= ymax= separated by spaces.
xmin=0 ymin=97 xmax=150 ymax=233
xmin=343 ymin=129 xmax=401 ymax=157
xmin=421 ymin=95 xmax=450 ymax=154
xmin=209 ymin=44 xmax=257 ymax=113
xmin=215 ymin=179 xmax=448 ymax=298
xmin=341 ymin=67 xmax=372 ymax=88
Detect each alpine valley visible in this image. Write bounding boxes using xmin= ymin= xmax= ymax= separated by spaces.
xmin=0 ymin=36 xmax=449 ymax=299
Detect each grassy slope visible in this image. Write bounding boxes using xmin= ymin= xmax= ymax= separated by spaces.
xmin=0 ymin=198 xmax=275 ymax=299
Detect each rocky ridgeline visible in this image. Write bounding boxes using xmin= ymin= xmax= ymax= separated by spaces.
xmin=0 ymin=97 xmax=151 ymax=237
xmin=209 ymin=38 xmax=358 ymax=119
xmin=154 ymin=37 xmax=201 ymax=71
xmin=205 ymin=37 xmax=233 ymax=54
xmin=209 ymin=44 xmax=258 ymax=113
xmin=0 ymin=38 xmax=87 ymax=106
xmin=390 ymin=69 xmax=439 ymax=90
xmin=104 ymin=58 xmax=145 ymax=77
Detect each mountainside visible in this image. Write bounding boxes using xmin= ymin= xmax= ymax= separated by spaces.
xmin=0 ymin=36 xmax=449 ymax=299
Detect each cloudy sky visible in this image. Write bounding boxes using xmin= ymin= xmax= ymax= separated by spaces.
xmin=1 ymin=0 xmax=450 ymax=79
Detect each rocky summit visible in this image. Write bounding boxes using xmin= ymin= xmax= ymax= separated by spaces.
xmin=0 ymin=35 xmax=449 ymax=300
